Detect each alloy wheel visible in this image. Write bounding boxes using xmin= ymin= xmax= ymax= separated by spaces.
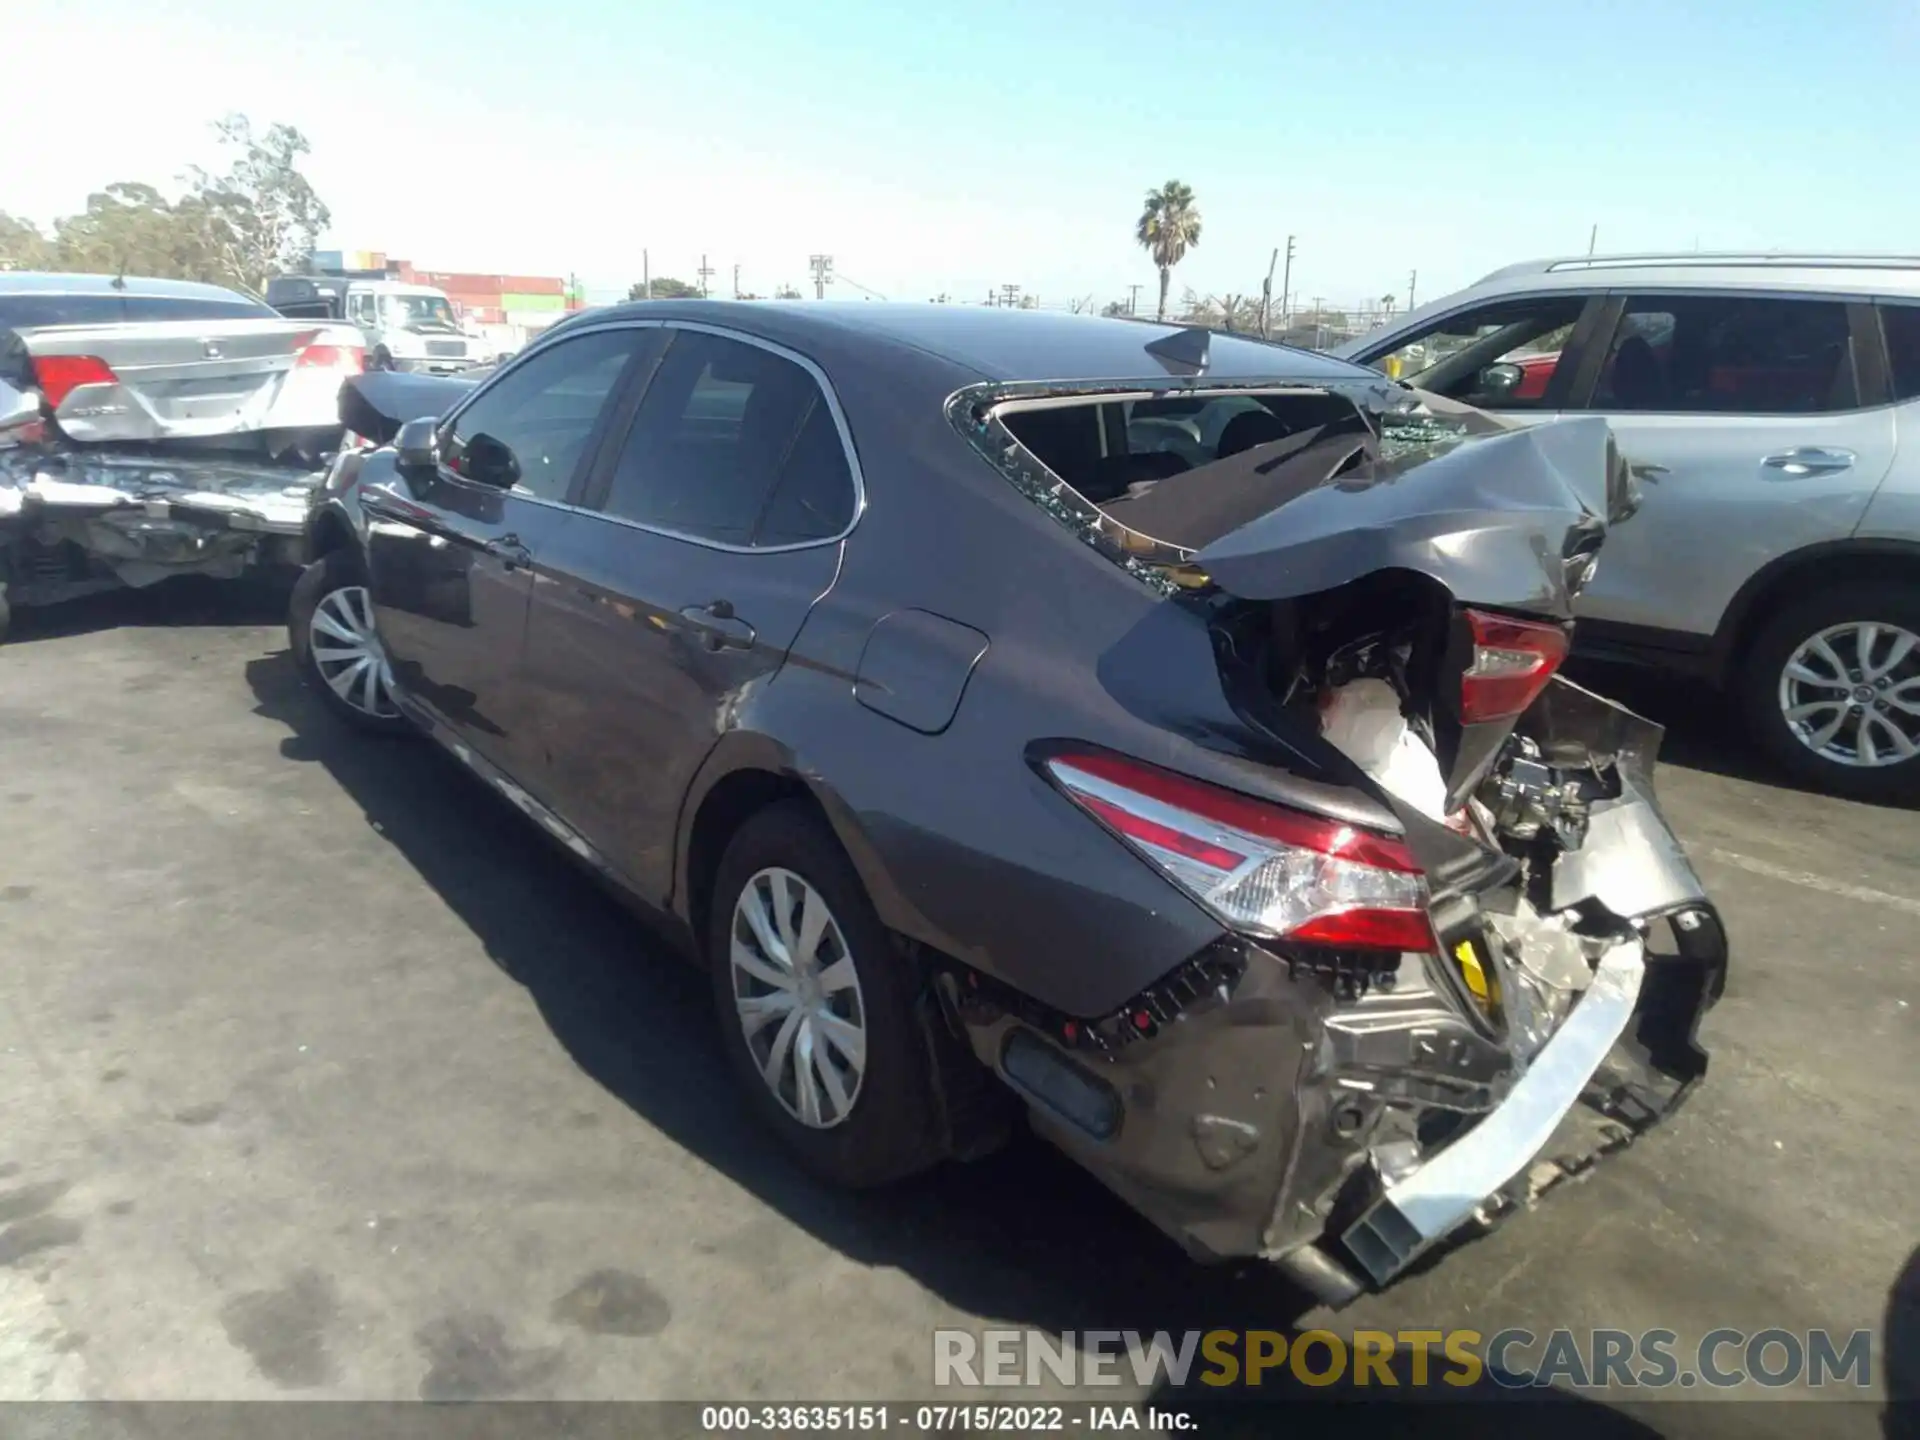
xmin=308 ymin=585 xmax=399 ymax=720
xmin=728 ymin=867 xmax=867 ymax=1130
xmin=1777 ymin=620 xmax=1920 ymax=768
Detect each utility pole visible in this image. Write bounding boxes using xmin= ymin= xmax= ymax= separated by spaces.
xmin=809 ymin=254 xmax=834 ymax=299
xmin=732 ymin=263 xmax=741 ymax=299
xmin=1408 ymin=269 xmax=1417 ymax=311
xmin=1127 ymin=283 xmax=1142 ymax=316
xmin=1588 ymin=223 xmax=1598 ymax=257
xmin=697 ymin=255 xmax=715 ymax=298
xmin=1000 ymin=283 xmax=1021 ymax=309
xmin=1260 ymin=246 xmax=1279 ymax=339
xmin=1279 ymin=235 xmax=1296 ymax=332
xmin=643 ymin=249 xmax=651 ymax=299
xmin=1312 ymin=296 xmax=1325 ymax=351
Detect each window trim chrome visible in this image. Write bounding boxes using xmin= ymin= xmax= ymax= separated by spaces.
xmin=442 ymin=316 xmax=867 ymax=556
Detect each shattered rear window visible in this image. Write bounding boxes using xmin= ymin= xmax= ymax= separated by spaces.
xmin=949 ymin=382 xmax=1480 ymax=595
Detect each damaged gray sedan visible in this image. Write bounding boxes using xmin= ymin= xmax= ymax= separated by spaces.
xmin=293 ymin=304 xmax=1728 ymax=1300
xmin=0 ymin=273 xmax=360 ymax=637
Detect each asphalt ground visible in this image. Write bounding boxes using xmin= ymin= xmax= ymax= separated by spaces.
xmin=0 ymin=578 xmax=1914 ymax=1437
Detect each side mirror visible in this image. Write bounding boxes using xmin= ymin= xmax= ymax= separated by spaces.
xmin=394 ymin=416 xmax=440 ymax=476
xmin=1475 ymin=362 xmax=1524 ymax=402
xmin=460 ymin=432 xmax=521 ymax=489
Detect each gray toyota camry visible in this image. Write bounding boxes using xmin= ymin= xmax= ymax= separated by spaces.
xmin=290 ymin=301 xmax=1728 ymax=1303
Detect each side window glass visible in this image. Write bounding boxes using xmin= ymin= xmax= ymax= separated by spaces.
xmin=755 ymin=400 xmax=858 ymax=544
xmin=441 ymin=328 xmax=638 ymax=500
xmin=1364 ymin=296 xmax=1588 ymax=409
xmin=1592 ymin=296 xmax=1857 ymax=414
xmin=1881 ymin=304 xmax=1920 ymax=402
xmin=600 ymin=329 xmax=855 ymax=546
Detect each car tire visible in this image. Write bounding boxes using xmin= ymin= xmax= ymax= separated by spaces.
xmin=1740 ymin=582 xmax=1920 ymax=800
xmin=288 ymin=550 xmax=410 ymax=735
xmin=707 ymin=801 xmax=946 ymax=1188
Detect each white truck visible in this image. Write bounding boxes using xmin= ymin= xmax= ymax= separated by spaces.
xmin=265 ymin=275 xmax=479 ymax=374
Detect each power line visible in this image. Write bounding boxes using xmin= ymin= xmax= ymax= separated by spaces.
xmin=836 ymin=272 xmax=888 ymax=301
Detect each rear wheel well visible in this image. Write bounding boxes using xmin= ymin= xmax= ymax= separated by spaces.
xmin=683 ymin=769 xmax=833 ymax=955
xmin=1726 ymin=549 xmax=1920 ymax=675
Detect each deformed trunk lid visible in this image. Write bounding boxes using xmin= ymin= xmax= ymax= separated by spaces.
xmin=339 ymin=370 xmax=478 ymax=445
xmin=1188 ymin=414 xmax=1618 ymax=623
xmin=17 ymin=318 xmax=324 ymax=444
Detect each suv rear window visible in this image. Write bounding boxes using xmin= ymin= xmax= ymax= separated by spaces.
xmin=0 ymin=292 xmax=277 ymax=327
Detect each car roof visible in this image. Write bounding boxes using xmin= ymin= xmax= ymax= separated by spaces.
xmin=1328 ymin=252 xmax=1920 ymax=361
xmin=1463 ymin=252 xmax=1920 ymax=300
xmin=564 ymin=299 xmax=1381 ymax=386
xmin=0 ymin=271 xmax=255 ymax=303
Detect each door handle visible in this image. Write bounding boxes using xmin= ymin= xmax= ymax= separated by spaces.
xmin=1762 ymin=447 xmax=1855 ymax=477
xmin=678 ymin=601 xmax=756 ymax=651
xmin=483 ymin=534 xmax=532 ymax=570
xmin=1627 ymin=460 xmax=1669 ymax=481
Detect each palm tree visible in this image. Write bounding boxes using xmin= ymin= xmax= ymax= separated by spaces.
xmin=1135 ymin=181 xmax=1202 ymax=321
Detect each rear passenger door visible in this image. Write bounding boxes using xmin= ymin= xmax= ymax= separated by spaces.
xmin=1570 ymin=293 xmax=1895 ymax=639
xmin=518 ymin=324 xmax=860 ymax=905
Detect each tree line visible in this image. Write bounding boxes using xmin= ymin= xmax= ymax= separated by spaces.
xmin=0 ymin=116 xmax=330 ymax=297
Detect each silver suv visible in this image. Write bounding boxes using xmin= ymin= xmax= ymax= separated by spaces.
xmin=1334 ymin=253 xmax=1920 ymax=800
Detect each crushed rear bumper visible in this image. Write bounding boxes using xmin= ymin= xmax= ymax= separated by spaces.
xmin=942 ymin=682 xmax=1727 ymax=1300
xmin=0 ymin=444 xmax=326 ymax=619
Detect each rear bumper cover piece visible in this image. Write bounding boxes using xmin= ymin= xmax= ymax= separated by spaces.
xmin=1338 ymin=934 xmax=1645 ymax=1286
xmin=0 ymin=445 xmax=325 ymax=612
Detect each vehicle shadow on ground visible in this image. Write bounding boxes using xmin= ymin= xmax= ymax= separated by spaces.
xmin=5 ymin=573 xmax=292 ymax=643
xmin=243 ymin=646 xmax=1663 ymax=1431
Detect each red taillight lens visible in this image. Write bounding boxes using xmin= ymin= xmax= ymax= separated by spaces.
xmin=1044 ymin=750 xmax=1434 ymax=954
xmin=1460 ymin=609 xmax=1569 ymax=724
xmin=297 ymin=344 xmax=365 ymax=373
xmin=31 ymin=355 xmax=117 ymax=408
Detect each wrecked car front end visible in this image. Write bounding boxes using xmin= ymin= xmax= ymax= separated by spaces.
xmin=937 ymin=375 xmax=1724 ymax=1300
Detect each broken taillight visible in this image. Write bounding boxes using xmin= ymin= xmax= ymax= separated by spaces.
xmin=31 ymin=355 xmax=118 ymax=408
xmin=297 ymin=344 xmax=365 ymax=373
xmin=1043 ymin=750 xmax=1435 ymax=954
xmin=1460 ymin=609 xmax=1569 ymax=724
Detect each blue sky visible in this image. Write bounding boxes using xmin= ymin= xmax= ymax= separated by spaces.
xmin=6 ymin=1 xmax=1916 ymax=309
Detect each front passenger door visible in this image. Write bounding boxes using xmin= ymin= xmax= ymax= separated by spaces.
xmin=362 ymin=327 xmax=647 ymax=776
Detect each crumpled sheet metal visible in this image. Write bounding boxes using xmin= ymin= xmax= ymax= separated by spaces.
xmin=1 ymin=444 xmax=326 ymax=603
xmin=1 ymin=449 xmax=320 ymax=533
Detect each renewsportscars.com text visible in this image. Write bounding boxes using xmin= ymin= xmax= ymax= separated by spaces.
xmin=932 ymin=1327 xmax=1875 ymax=1391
